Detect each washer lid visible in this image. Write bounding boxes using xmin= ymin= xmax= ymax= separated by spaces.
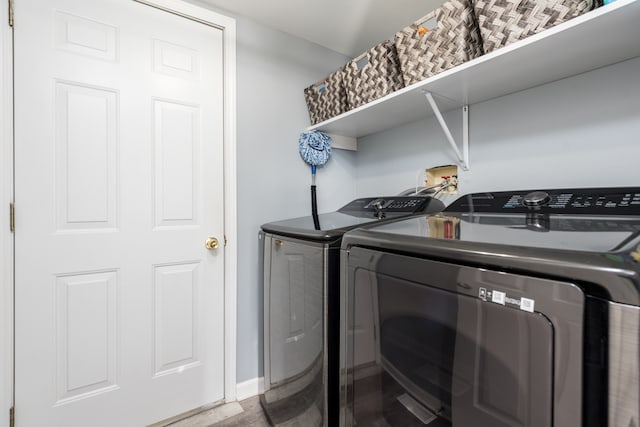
xmin=369 ymin=212 xmax=640 ymax=253
xmin=261 ymin=210 xmax=425 ymax=241
xmin=342 ymin=212 xmax=640 ymax=305
xmin=261 ymin=196 xmax=444 ymax=241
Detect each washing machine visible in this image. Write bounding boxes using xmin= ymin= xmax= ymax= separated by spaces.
xmin=259 ymin=195 xmax=445 ymax=427
xmin=341 ymin=187 xmax=640 ymax=427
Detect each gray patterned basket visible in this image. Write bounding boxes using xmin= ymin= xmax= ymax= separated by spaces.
xmin=304 ymin=69 xmax=348 ymax=125
xmin=473 ymin=0 xmax=599 ymax=53
xmin=394 ymin=0 xmax=484 ymax=87
xmin=342 ymin=40 xmax=405 ymax=109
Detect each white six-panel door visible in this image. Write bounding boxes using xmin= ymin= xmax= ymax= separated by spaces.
xmin=14 ymin=0 xmax=226 ymax=425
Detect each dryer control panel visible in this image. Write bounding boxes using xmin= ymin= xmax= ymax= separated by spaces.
xmin=447 ymin=187 xmax=640 ymax=215
xmin=339 ymin=196 xmax=440 ymax=216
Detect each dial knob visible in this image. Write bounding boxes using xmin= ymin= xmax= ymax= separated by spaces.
xmin=523 ymin=191 xmax=551 ymax=207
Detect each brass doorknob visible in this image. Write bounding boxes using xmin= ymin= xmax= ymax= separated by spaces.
xmin=205 ymin=237 xmax=219 ymax=250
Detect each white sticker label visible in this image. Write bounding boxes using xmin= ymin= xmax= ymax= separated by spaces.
xmin=492 ymin=290 xmax=506 ymax=305
xmin=520 ymin=297 xmax=535 ymax=313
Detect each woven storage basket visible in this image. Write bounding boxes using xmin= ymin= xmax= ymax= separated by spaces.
xmin=342 ymin=40 xmax=405 ymax=109
xmin=304 ymin=69 xmax=348 ymax=125
xmin=394 ymin=0 xmax=483 ymax=87
xmin=473 ymin=0 xmax=598 ymax=53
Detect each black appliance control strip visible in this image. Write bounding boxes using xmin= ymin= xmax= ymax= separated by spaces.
xmin=447 ymin=187 xmax=640 ymax=215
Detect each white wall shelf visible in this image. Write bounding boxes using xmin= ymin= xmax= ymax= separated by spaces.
xmin=307 ymin=0 xmax=640 ymax=148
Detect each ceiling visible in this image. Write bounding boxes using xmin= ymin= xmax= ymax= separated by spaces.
xmin=200 ymin=0 xmax=446 ymax=57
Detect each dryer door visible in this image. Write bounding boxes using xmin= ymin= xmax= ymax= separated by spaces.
xmin=265 ymin=235 xmax=324 ymax=386
xmin=383 ymin=277 xmax=554 ymax=427
xmin=342 ymin=247 xmax=585 ymax=427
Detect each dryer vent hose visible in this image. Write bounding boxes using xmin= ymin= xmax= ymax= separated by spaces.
xmin=311 ymin=184 xmax=320 ymax=230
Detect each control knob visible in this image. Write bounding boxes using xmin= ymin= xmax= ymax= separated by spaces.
xmin=523 ymin=191 xmax=551 ymax=208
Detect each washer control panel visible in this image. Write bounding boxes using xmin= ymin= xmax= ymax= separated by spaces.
xmin=447 ymin=187 xmax=640 ymax=214
xmin=522 ymin=191 xmax=552 ymax=207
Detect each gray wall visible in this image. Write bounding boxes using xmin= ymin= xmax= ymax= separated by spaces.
xmin=356 ymin=56 xmax=640 ymax=200
xmin=189 ymin=1 xmax=640 ymax=387
xmin=234 ymin=18 xmax=356 ymax=382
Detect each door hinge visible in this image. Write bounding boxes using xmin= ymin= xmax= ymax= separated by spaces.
xmin=9 ymin=406 xmax=14 ymax=427
xmin=9 ymin=203 xmax=15 ymax=232
xmin=8 ymin=0 xmax=14 ymax=27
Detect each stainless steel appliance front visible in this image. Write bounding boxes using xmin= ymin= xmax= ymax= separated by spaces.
xmin=261 ymin=232 xmax=336 ymax=426
xmin=340 ymin=187 xmax=640 ymax=427
xmin=342 ymin=248 xmax=585 ymax=427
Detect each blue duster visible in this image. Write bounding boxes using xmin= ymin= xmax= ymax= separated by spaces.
xmin=298 ymin=131 xmax=332 ymax=229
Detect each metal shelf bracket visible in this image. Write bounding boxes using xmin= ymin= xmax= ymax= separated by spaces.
xmin=423 ymin=91 xmax=469 ymax=171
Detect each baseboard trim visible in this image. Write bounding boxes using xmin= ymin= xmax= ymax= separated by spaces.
xmin=236 ymin=377 xmax=264 ymax=401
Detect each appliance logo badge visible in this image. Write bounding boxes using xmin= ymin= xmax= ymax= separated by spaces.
xmin=479 ymin=288 xmax=535 ymax=313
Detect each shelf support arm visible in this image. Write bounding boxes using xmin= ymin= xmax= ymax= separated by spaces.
xmin=423 ymin=91 xmax=469 ymax=171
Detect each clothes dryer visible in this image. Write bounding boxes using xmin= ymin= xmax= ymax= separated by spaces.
xmin=260 ymin=195 xmax=444 ymax=426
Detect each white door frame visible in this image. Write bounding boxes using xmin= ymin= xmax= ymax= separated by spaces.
xmin=0 ymin=2 xmax=238 ymax=425
xmin=1 ymin=1 xmax=14 ymax=426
